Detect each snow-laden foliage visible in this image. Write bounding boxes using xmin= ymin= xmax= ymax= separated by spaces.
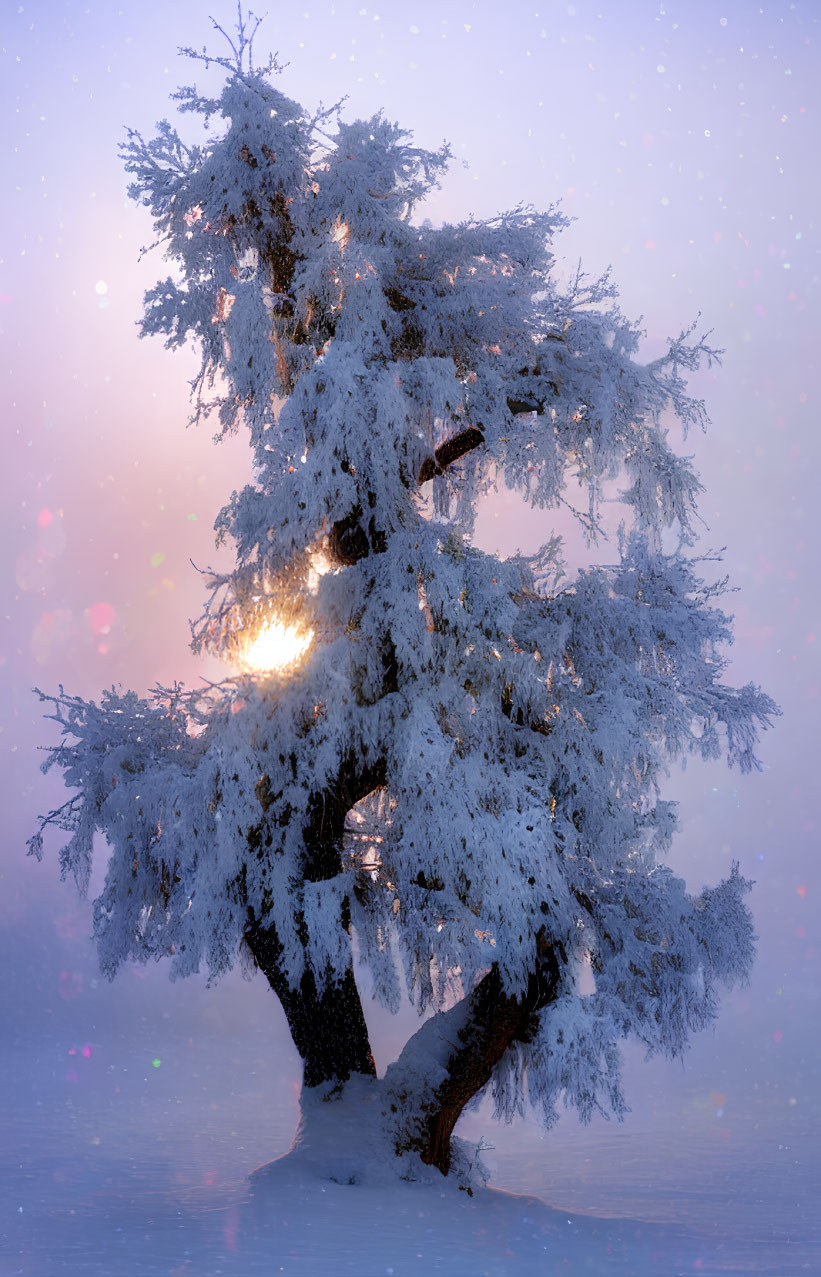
xmin=31 ymin=16 xmax=777 ymax=1135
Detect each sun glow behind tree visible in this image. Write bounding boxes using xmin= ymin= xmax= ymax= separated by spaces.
xmin=239 ymin=615 xmax=313 ymax=674
xmin=221 ymin=547 xmax=332 ymax=675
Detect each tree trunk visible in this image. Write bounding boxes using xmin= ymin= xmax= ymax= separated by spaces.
xmin=389 ymin=938 xmax=562 ymax=1176
xmin=246 ymin=922 xmax=376 ymax=1087
xmin=246 ymin=737 xmax=562 ymax=1171
xmin=244 ymin=754 xmax=387 ymax=1089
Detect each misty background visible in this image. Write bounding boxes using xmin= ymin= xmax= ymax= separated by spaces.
xmin=1 ymin=1 xmax=818 ymax=1271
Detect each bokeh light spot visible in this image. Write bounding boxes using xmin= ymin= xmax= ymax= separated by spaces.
xmin=87 ymin=601 xmax=115 ymax=635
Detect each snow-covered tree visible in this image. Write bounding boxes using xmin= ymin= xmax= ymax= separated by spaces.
xmin=30 ymin=11 xmax=777 ymax=1182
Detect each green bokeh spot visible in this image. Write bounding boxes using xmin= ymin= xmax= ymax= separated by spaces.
xmin=152 ymin=1058 xmax=162 ymax=1068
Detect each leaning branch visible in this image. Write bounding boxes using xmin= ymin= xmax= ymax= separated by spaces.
xmin=329 ymin=424 xmax=488 ymax=564
xmin=330 ymin=376 xmax=550 ymax=561
xmin=417 ymin=424 xmax=486 ymax=485
xmin=390 ymin=934 xmax=562 ymax=1175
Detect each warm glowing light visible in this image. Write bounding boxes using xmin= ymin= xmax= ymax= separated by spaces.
xmin=331 ymin=219 xmax=350 ymax=251
xmin=307 ymin=546 xmax=333 ymax=592
xmin=241 ymin=618 xmax=313 ymax=674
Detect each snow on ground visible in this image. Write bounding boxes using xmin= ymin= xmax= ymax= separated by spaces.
xmin=5 ymin=1101 xmax=814 ymax=1276
xmin=241 ymin=1165 xmax=703 ymax=1276
xmin=3 ymin=1031 xmax=818 ymax=1275
xmin=6 ymin=1155 xmax=780 ymax=1277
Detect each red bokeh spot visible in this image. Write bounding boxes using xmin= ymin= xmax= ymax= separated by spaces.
xmin=87 ymin=602 xmax=116 ymax=635
xmin=38 ymin=507 xmax=54 ymax=528
xmin=797 ymin=884 xmax=807 ymax=898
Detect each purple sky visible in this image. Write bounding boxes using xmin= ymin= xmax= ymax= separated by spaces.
xmin=1 ymin=0 xmax=818 ymax=1192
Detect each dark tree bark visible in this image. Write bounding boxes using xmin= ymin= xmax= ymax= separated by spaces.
xmin=328 ymin=425 xmax=488 ymax=567
xmin=416 ymin=424 xmax=486 ymax=485
xmin=406 ymin=937 xmax=562 ymax=1175
xmin=244 ymin=755 xmax=387 ymax=1089
xmin=245 ymin=922 xmax=376 ymax=1087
